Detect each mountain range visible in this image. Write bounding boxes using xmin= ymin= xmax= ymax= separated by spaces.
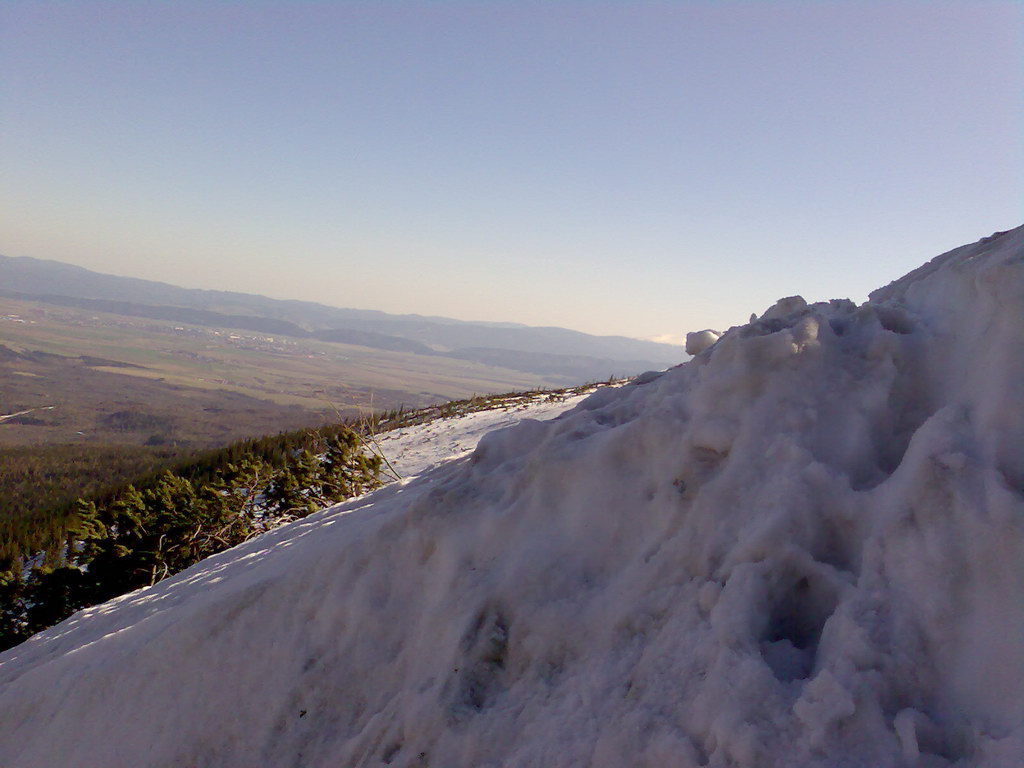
xmin=0 ymin=255 xmax=684 ymax=381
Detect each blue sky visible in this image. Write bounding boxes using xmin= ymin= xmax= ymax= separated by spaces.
xmin=2 ymin=1 xmax=1021 ymax=341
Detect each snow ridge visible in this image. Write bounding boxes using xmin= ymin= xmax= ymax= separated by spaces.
xmin=1 ymin=227 xmax=1022 ymax=767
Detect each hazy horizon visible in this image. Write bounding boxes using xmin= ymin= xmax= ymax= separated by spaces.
xmin=3 ymin=249 xmax=686 ymax=342
xmin=2 ymin=2 xmax=1021 ymax=341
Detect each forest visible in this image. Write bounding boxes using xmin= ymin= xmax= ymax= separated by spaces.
xmin=0 ymin=421 xmax=385 ymax=650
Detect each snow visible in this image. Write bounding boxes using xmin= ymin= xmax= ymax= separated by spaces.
xmin=685 ymin=329 xmax=721 ymax=356
xmin=1 ymin=227 xmax=1022 ymax=767
xmin=374 ymin=392 xmax=597 ymax=480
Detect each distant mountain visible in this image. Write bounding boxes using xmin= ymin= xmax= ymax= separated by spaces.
xmin=0 ymin=293 xmax=313 ymax=338
xmin=0 ymin=255 xmax=685 ymax=379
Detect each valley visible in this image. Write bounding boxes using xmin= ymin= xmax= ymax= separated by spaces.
xmin=0 ymin=295 xmax=557 ymax=450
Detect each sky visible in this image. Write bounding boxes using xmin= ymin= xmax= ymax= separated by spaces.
xmin=1 ymin=1 xmax=1021 ymax=342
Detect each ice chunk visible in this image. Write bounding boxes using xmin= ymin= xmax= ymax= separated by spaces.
xmin=760 ymin=295 xmax=808 ymax=321
xmin=685 ymin=329 xmax=720 ymax=355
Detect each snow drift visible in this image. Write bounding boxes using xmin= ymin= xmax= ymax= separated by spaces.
xmin=1 ymin=228 xmax=1022 ymax=767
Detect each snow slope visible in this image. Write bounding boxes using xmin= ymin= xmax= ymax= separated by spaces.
xmin=1 ymin=228 xmax=1022 ymax=767
xmin=376 ymin=390 xmax=602 ymax=480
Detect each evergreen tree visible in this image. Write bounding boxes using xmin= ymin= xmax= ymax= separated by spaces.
xmin=0 ymin=422 xmax=386 ymax=650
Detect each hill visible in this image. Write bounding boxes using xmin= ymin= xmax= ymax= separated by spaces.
xmin=0 ymin=227 xmax=1020 ymax=766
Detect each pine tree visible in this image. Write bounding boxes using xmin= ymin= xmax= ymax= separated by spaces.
xmin=1 ymin=421 xmax=388 ymax=650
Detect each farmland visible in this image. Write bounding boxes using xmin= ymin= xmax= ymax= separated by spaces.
xmin=0 ymin=296 xmax=555 ymax=450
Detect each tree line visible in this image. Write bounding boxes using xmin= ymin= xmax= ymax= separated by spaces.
xmin=0 ymin=443 xmax=187 ymax=568
xmin=0 ymin=425 xmax=382 ymax=650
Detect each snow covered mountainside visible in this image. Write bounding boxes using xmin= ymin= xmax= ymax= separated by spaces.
xmin=376 ymin=389 xmax=604 ymax=480
xmin=1 ymin=228 xmax=1022 ymax=767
